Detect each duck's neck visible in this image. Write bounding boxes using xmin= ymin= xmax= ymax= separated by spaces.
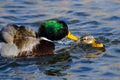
xmin=40 ymin=37 xmax=53 ymax=42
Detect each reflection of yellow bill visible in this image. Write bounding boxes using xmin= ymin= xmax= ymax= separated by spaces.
xmin=66 ymin=31 xmax=79 ymax=41
xmin=83 ymin=53 xmax=99 ymax=58
xmin=91 ymin=39 xmax=104 ymax=48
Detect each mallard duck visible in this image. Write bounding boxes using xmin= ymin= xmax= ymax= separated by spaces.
xmin=80 ymin=34 xmax=104 ymax=48
xmin=79 ymin=34 xmax=105 ymax=58
xmin=0 ymin=20 xmax=79 ymax=58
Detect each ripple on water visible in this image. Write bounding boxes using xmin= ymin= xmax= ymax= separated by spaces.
xmin=103 ymin=16 xmax=120 ymax=21
xmin=2 ymin=5 xmax=26 ymax=8
xmin=74 ymin=12 xmax=90 ymax=17
xmin=1 ymin=16 xmax=25 ymax=21
xmin=0 ymin=78 xmax=22 ymax=80
xmin=80 ymin=21 xmax=101 ymax=25
xmin=72 ymin=3 xmax=83 ymax=7
xmin=71 ymin=66 xmax=93 ymax=73
xmin=22 ymin=14 xmax=48 ymax=19
xmin=111 ymin=39 xmax=120 ymax=45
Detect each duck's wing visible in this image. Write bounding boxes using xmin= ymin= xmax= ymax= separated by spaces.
xmin=0 ymin=24 xmax=36 ymax=43
xmin=19 ymin=26 xmax=36 ymax=37
xmin=0 ymin=24 xmax=19 ymax=44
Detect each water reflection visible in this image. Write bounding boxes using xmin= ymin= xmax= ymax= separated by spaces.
xmin=0 ymin=53 xmax=72 ymax=79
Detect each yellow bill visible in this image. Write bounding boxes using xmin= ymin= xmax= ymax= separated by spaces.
xmin=66 ymin=31 xmax=79 ymax=41
xmin=91 ymin=39 xmax=104 ymax=48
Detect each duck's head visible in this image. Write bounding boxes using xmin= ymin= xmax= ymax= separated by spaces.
xmin=80 ymin=35 xmax=104 ymax=48
xmin=38 ymin=20 xmax=79 ymax=41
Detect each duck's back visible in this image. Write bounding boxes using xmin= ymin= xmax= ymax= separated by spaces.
xmin=0 ymin=24 xmax=35 ymax=43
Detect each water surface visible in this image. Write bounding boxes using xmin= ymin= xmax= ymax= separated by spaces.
xmin=0 ymin=0 xmax=120 ymax=80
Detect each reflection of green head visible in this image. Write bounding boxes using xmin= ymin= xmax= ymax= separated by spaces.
xmin=38 ymin=20 xmax=69 ymax=41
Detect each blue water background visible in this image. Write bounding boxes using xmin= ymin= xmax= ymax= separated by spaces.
xmin=0 ymin=0 xmax=120 ymax=80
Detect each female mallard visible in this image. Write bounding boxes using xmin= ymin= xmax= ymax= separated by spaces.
xmin=80 ymin=34 xmax=104 ymax=48
xmin=0 ymin=20 xmax=79 ymax=58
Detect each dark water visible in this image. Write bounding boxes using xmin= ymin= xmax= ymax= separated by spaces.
xmin=0 ymin=0 xmax=120 ymax=80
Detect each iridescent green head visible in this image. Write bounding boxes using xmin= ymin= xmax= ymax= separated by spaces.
xmin=38 ymin=20 xmax=68 ymax=41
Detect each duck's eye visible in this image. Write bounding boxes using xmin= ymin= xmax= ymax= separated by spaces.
xmin=82 ymin=38 xmax=87 ymax=41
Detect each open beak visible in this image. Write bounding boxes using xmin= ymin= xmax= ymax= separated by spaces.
xmin=91 ymin=39 xmax=104 ymax=48
xmin=66 ymin=31 xmax=79 ymax=41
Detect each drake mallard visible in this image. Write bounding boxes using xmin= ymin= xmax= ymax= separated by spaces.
xmin=0 ymin=20 xmax=79 ymax=58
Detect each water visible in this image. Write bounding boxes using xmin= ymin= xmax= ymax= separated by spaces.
xmin=0 ymin=0 xmax=120 ymax=80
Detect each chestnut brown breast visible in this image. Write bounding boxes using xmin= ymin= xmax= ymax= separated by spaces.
xmin=17 ymin=40 xmax=55 ymax=57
